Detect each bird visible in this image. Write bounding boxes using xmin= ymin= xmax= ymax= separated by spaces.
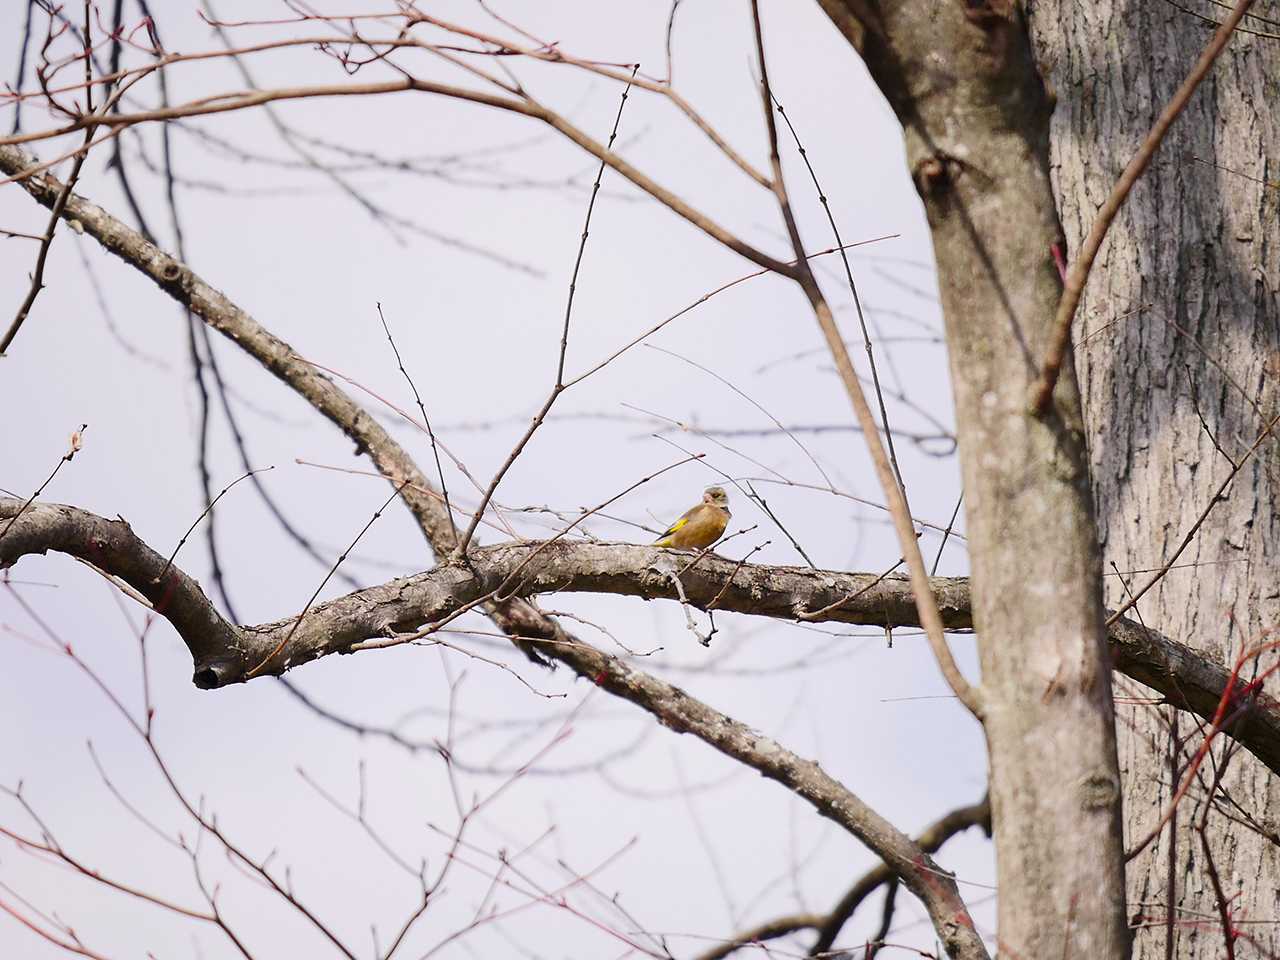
xmin=654 ymin=486 xmax=731 ymax=549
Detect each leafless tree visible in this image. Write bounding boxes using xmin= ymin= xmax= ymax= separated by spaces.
xmin=1 ymin=2 xmax=1276 ymax=957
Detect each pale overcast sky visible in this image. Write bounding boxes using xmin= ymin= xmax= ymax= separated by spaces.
xmin=1 ymin=3 xmax=992 ymax=956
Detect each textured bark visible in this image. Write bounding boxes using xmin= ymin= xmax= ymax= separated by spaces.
xmin=822 ymin=1 xmax=1131 ymax=954
xmin=1028 ymin=6 xmax=1280 ymax=956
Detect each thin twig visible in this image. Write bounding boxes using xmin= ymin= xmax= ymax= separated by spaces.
xmin=1198 ymin=826 xmax=1238 ymax=959
xmin=662 ymin=0 xmax=683 ymax=84
xmin=706 ymin=540 xmax=771 ymax=611
xmin=770 ymin=92 xmax=905 ymax=493
xmin=1106 ymin=409 xmax=1280 ymax=626
xmin=1 ymin=20 xmax=96 ymax=354
xmin=744 ymin=481 xmax=816 ymax=569
xmin=9 ymin=0 xmax=37 ymax=135
xmin=453 ymin=66 xmax=637 ymax=558
xmin=565 ymin=235 xmax=896 ymax=389
xmin=0 ymin=424 xmax=86 ymax=545
xmin=376 ymin=302 xmax=454 ymax=548
xmin=930 ymin=493 xmax=964 ymax=576
xmin=869 ymin=880 xmax=900 ymax=958
xmin=154 ymin=466 xmax=272 ymax=587
xmin=245 ymin=481 xmax=409 ymax=678
xmin=798 ymin=554 xmax=906 ymax=622
xmin=645 ymin=343 xmax=835 ymax=489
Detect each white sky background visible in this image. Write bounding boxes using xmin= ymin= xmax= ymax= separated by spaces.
xmin=0 ymin=2 xmax=994 ymax=957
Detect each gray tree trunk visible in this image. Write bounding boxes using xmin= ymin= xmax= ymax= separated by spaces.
xmin=821 ymin=3 xmax=1131 ymax=955
xmin=1030 ymin=5 xmax=1280 ymax=956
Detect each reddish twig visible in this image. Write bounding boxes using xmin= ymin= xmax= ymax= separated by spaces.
xmin=1125 ymin=632 xmax=1280 ymax=862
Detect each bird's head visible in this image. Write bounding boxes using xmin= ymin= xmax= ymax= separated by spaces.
xmin=703 ymin=486 xmax=730 ymax=510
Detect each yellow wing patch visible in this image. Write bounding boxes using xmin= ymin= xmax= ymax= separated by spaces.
xmin=655 ymin=515 xmax=690 ymax=546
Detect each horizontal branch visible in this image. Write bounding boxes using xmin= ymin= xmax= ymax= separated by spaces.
xmin=4 ymin=497 xmax=1279 ymax=782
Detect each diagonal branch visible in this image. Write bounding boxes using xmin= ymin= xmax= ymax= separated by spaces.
xmin=747 ymin=2 xmax=983 ymax=720
xmin=0 ymin=141 xmax=456 ymax=549
xmin=692 ymin=795 xmax=990 ymax=960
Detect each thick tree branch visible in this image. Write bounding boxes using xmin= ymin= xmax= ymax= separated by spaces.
xmin=0 ymin=499 xmax=240 ymax=666
xmin=0 ymin=137 xmax=566 ymax=666
xmin=5 ymin=497 xmax=1279 ymax=783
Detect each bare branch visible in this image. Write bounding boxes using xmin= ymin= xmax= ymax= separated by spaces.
xmin=1 ymin=4 xmax=98 ymax=354
xmin=692 ymin=795 xmax=989 ymax=960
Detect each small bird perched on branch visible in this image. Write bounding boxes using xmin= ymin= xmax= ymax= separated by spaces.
xmin=654 ymin=486 xmax=731 ymax=549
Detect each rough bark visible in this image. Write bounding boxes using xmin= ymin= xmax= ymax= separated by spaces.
xmin=1028 ymin=6 xmax=1280 ymax=956
xmin=822 ymin=2 xmax=1131 ymax=954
